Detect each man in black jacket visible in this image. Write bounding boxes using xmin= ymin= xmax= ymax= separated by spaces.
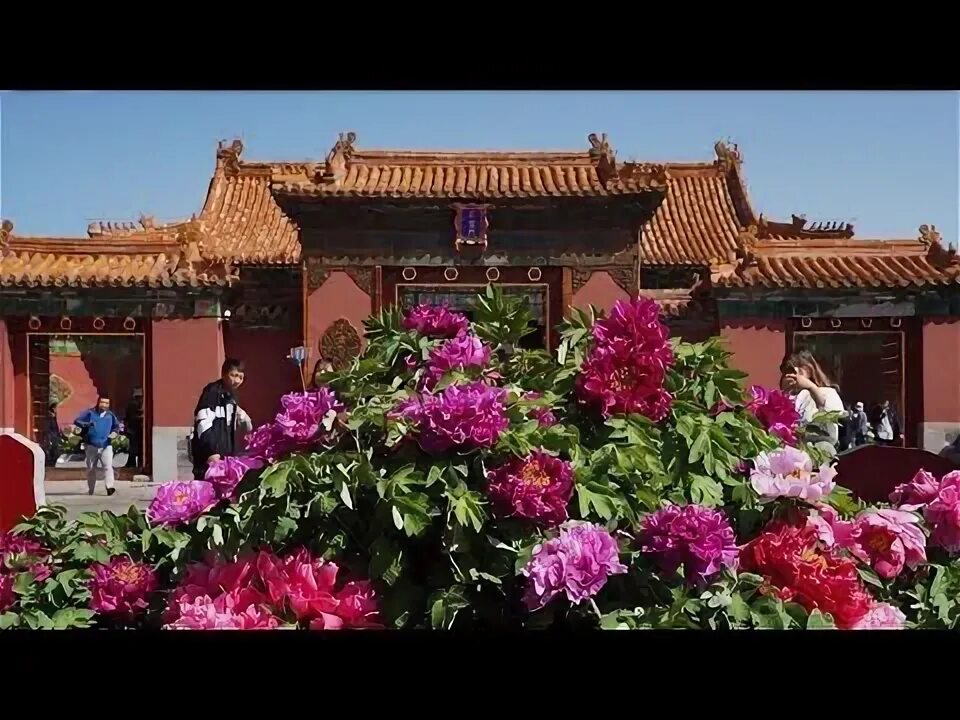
xmin=191 ymin=358 xmax=246 ymax=480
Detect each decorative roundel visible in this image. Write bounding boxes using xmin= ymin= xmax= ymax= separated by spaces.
xmin=527 ymin=267 xmax=542 ymax=281
xmin=800 ymin=317 xmax=812 ymax=328
xmin=444 ymin=267 xmax=459 ymax=281
xmin=123 ymin=317 xmax=137 ymax=331
xmin=486 ymin=267 xmax=501 ymax=282
xmin=861 ymin=318 xmax=873 ymax=329
xmin=402 ymin=267 xmax=417 ymax=281
xmin=830 ymin=318 xmax=842 ymax=329
xmin=92 ymin=317 xmax=106 ymax=331
xmin=59 ymin=316 xmax=73 ymax=331
xmin=890 ymin=317 xmax=902 ymax=328
xmin=28 ymin=316 xmax=41 ymax=331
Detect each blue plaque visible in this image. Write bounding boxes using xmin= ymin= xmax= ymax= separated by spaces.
xmin=453 ymin=204 xmax=490 ymax=251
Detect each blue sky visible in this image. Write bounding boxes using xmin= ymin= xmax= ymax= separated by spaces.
xmin=1 ymin=91 xmax=957 ymax=244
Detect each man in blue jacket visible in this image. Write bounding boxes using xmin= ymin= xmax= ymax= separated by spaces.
xmin=74 ymin=396 xmax=121 ymax=496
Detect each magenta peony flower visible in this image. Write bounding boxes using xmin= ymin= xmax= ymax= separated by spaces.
xmin=0 ymin=533 xmax=46 ymax=559
xmin=403 ymin=303 xmax=470 ymax=339
xmin=889 ymin=469 xmax=941 ymax=510
xmin=205 ymin=455 xmax=266 ymax=500
xmin=327 ymin=581 xmax=382 ymax=629
xmin=750 ymin=446 xmax=837 ymax=503
xmin=244 ymin=422 xmax=291 ymax=463
xmin=840 ymin=508 xmax=926 ymax=579
xmin=88 ymin=557 xmax=159 ymax=621
xmin=147 ymin=480 xmax=218 ymax=526
xmin=851 ymin=602 xmax=907 ymax=630
xmin=393 ymin=381 xmax=509 ymax=454
xmin=638 ymin=504 xmax=739 ymax=586
xmin=486 ymin=450 xmax=574 ymax=525
xmin=423 ymin=335 xmax=492 ymax=389
xmin=924 ymin=471 xmax=960 ymax=552
xmin=521 ymin=522 xmax=628 ymax=610
xmin=574 ymin=298 xmax=674 ymax=422
xmin=0 ymin=574 xmax=14 ymax=612
xmin=274 ymin=388 xmax=345 ymax=446
xmin=524 ymin=392 xmax=557 ymax=428
xmin=747 ymin=385 xmax=801 ymax=446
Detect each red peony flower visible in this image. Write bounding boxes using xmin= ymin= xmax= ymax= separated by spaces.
xmin=740 ymin=521 xmax=874 ymax=629
xmin=88 ymin=557 xmax=159 ymax=622
xmin=746 ymin=385 xmax=801 ymax=446
xmin=486 ymin=449 xmax=574 ymax=526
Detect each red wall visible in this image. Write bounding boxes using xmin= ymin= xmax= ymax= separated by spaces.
xmin=223 ymin=326 xmax=303 ymax=427
xmin=0 ymin=320 xmax=14 ymax=430
xmin=306 ymin=271 xmax=371 ymax=367
xmin=922 ymin=319 xmax=960 ymax=423
xmin=152 ymin=318 xmax=224 ymax=427
xmin=49 ymin=351 xmax=141 ymax=428
xmin=572 ymin=271 xmax=629 ymax=314
xmin=49 ymin=355 xmax=98 ymax=428
xmin=720 ymin=319 xmax=786 ymax=390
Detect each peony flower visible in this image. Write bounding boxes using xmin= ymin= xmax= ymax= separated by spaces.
xmin=486 ymin=450 xmax=574 ymax=525
xmin=256 ymin=548 xmax=340 ymax=624
xmin=924 ymin=471 xmax=960 ymax=552
xmin=740 ymin=521 xmax=874 ymax=629
xmin=147 ymin=480 xmax=218 ymax=526
xmin=165 ymin=591 xmax=281 ymax=630
xmin=521 ymin=522 xmax=627 ymax=610
xmin=88 ymin=557 xmax=159 ymax=621
xmin=0 ymin=574 xmax=14 ymax=612
xmin=889 ymin=469 xmax=940 ymax=510
xmin=423 ymin=335 xmax=491 ymax=389
xmin=842 ymin=509 xmax=926 ymax=579
xmin=0 ymin=533 xmax=47 ymax=559
xmin=330 ymin=581 xmax=382 ymax=629
xmin=274 ymin=388 xmax=345 ymax=447
xmin=243 ymin=422 xmax=292 ymax=463
xmin=393 ymin=381 xmax=509 ymax=454
xmin=746 ymin=385 xmax=801 ymax=446
xmin=575 ymin=298 xmax=674 ymax=422
xmin=205 ymin=455 xmax=266 ymax=500
xmin=850 ymin=602 xmax=907 ymax=630
xmin=803 ymin=504 xmax=855 ymax=548
xmin=750 ymin=446 xmax=837 ymax=503
xmin=637 ymin=504 xmax=739 ymax=586
xmin=402 ymin=303 xmax=470 ymax=339
xmin=523 ymin=392 xmax=557 ymax=428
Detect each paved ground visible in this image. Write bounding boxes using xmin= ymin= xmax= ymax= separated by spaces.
xmin=42 ymin=481 xmax=158 ymax=520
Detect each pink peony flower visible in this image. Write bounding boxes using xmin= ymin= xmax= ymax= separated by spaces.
xmin=850 ymin=602 xmax=907 ymax=630
xmin=638 ymin=504 xmax=739 ymax=586
xmin=330 ymin=581 xmax=382 ymax=629
xmin=173 ymin=555 xmax=258 ymax=604
xmin=88 ymin=557 xmax=159 ymax=621
xmin=0 ymin=574 xmax=14 ymax=612
xmin=423 ymin=335 xmax=492 ymax=389
xmin=403 ymin=304 xmax=470 ymax=339
xmin=889 ymin=469 xmax=940 ymax=509
xmin=521 ymin=522 xmax=628 ymax=610
xmin=841 ymin=509 xmax=926 ymax=579
xmin=523 ymin=392 xmax=557 ymax=428
xmin=165 ymin=591 xmax=281 ymax=630
xmin=244 ymin=422 xmax=294 ymax=463
xmin=256 ymin=548 xmax=340 ymax=624
xmin=574 ymin=299 xmax=674 ymax=422
xmin=486 ymin=450 xmax=574 ymax=525
xmin=804 ymin=504 xmax=855 ymax=548
xmin=746 ymin=385 xmax=801 ymax=446
xmin=393 ymin=381 xmax=509 ymax=454
xmin=205 ymin=455 xmax=266 ymax=500
xmin=924 ymin=471 xmax=960 ymax=552
xmin=0 ymin=533 xmax=47 ymax=559
xmin=750 ymin=446 xmax=837 ymax=503
xmin=147 ymin=480 xmax=218 ymax=526
xmin=274 ymin=388 xmax=345 ymax=446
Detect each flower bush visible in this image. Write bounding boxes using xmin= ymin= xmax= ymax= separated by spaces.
xmin=1 ymin=286 xmax=959 ymax=631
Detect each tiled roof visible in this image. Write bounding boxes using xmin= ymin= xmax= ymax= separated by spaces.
xmin=0 ymin=219 xmax=237 ymax=288
xmin=269 ymin=132 xmax=669 ymax=200
xmin=715 ymin=226 xmax=960 ymax=290
xmin=195 ymin=140 xmax=301 ymax=264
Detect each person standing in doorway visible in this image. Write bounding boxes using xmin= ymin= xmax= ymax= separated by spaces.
xmin=779 ymin=350 xmax=845 ymax=447
xmin=872 ymin=400 xmax=902 ymax=446
xmin=191 ymin=358 xmax=247 ymax=480
xmin=74 ymin=396 xmax=121 ymax=496
xmin=851 ymin=401 xmax=870 ymax=446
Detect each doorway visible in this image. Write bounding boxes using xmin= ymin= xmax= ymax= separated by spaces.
xmin=28 ymin=333 xmax=148 ymax=478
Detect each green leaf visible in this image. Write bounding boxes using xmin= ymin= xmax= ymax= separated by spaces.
xmin=391 ymin=506 xmax=404 ymax=531
xmin=13 ymin=572 xmax=33 ymax=596
xmin=857 ymin=566 xmax=884 ymax=589
xmin=211 ymin=524 xmax=224 ymax=547
xmin=728 ymin=594 xmax=752 ymax=623
xmin=576 ymin=480 xmax=626 ymax=521
xmin=261 ymin=463 xmax=292 ymax=497
xmin=0 ymin=612 xmax=20 ymax=630
xmin=689 ymin=474 xmax=724 ymax=507
xmin=450 ymin=491 xmax=487 ymax=533
xmin=806 ymin=610 xmax=836 ymax=630
xmin=369 ymin=537 xmax=403 ymax=585
xmin=141 ymin=529 xmax=153 ymax=553
xmin=429 ymin=586 xmax=470 ymax=629
xmin=339 ymin=481 xmax=354 ymax=510
xmin=394 ymin=493 xmax=433 ymax=537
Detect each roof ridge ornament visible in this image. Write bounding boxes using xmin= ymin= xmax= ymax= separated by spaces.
xmin=217 ymin=138 xmax=244 ymax=176
xmin=920 ymin=224 xmax=959 ymax=272
xmin=320 ymin=131 xmax=358 ymax=185
xmin=588 ymin=132 xmax=617 ymax=184
xmin=714 ymin=139 xmax=742 ymax=171
xmin=1 ymin=219 xmax=13 ymax=249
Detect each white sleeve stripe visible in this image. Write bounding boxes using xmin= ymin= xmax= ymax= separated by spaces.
xmin=197 ymin=418 xmax=215 ymax=435
xmin=196 ymin=408 xmax=216 ymax=422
